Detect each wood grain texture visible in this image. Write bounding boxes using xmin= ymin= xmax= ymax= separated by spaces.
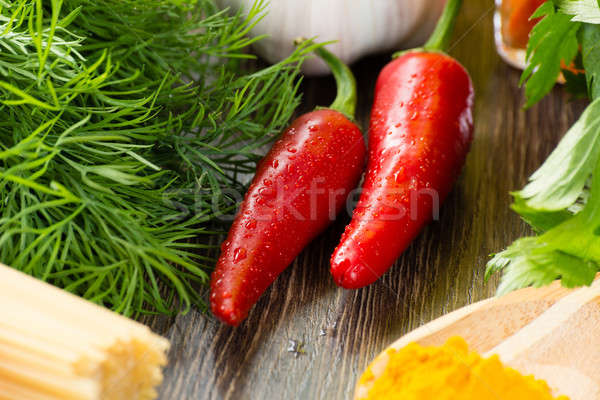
xmin=148 ymin=1 xmax=589 ymax=399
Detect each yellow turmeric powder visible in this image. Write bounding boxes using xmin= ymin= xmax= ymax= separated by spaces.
xmin=358 ymin=336 xmax=568 ymax=400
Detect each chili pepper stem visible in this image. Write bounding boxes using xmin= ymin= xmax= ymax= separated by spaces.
xmin=424 ymin=0 xmax=463 ymax=52
xmin=314 ymin=47 xmax=357 ymax=120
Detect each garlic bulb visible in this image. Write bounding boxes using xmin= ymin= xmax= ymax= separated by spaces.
xmin=217 ymin=0 xmax=447 ymax=75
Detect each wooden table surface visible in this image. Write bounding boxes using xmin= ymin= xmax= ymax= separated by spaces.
xmin=148 ymin=1 xmax=588 ymax=399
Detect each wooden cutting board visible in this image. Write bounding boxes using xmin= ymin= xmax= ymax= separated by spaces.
xmin=355 ymin=277 xmax=600 ymax=399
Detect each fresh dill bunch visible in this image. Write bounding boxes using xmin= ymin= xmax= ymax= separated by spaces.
xmin=0 ymin=0 xmax=316 ymax=316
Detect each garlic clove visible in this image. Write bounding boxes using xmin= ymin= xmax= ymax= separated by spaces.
xmin=217 ymin=0 xmax=446 ymax=76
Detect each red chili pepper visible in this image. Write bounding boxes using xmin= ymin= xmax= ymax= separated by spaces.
xmin=211 ymin=47 xmax=366 ymax=325
xmin=330 ymin=0 xmax=474 ymax=289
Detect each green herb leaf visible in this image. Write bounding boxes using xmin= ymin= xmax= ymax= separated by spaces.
xmin=558 ymin=0 xmax=600 ymax=24
xmin=0 ymin=0 xmax=312 ymax=316
xmin=510 ymin=195 xmax=572 ymax=233
xmin=487 ymin=99 xmax=600 ymax=293
xmin=581 ymin=23 xmax=600 ymax=99
xmin=517 ymin=98 xmax=600 ymax=210
xmin=487 ymin=237 xmax=598 ymax=295
xmin=521 ymin=1 xmax=581 ymax=107
xmin=487 ymin=169 xmax=600 ymax=295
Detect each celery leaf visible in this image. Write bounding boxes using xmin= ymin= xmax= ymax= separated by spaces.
xmin=558 ymin=0 xmax=600 ymax=24
xmin=487 ymin=238 xmax=598 ymax=295
xmin=518 ymin=98 xmax=600 ymax=210
xmin=581 ymin=24 xmax=600 ymax=100
xmin=521 ymin=2 xmax=581 ymax=107
xmin=487 ymin=100 xmax=600 ymax=293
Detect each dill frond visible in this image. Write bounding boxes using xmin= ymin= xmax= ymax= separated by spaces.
xmin=0 ymin=0 xmax=316 ymax=316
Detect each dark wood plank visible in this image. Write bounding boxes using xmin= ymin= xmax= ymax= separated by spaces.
xmin=151 ymin=1 xmax=588 ymax=399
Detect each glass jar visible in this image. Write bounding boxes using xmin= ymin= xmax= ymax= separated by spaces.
xmin=494 ymin=0 xmax=545 ymax=69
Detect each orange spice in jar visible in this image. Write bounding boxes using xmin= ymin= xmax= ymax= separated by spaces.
xmin=499 ymin=0 xmax=545 ymax=48
xmin=494 ymin=0 xmax=545 ymax=69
